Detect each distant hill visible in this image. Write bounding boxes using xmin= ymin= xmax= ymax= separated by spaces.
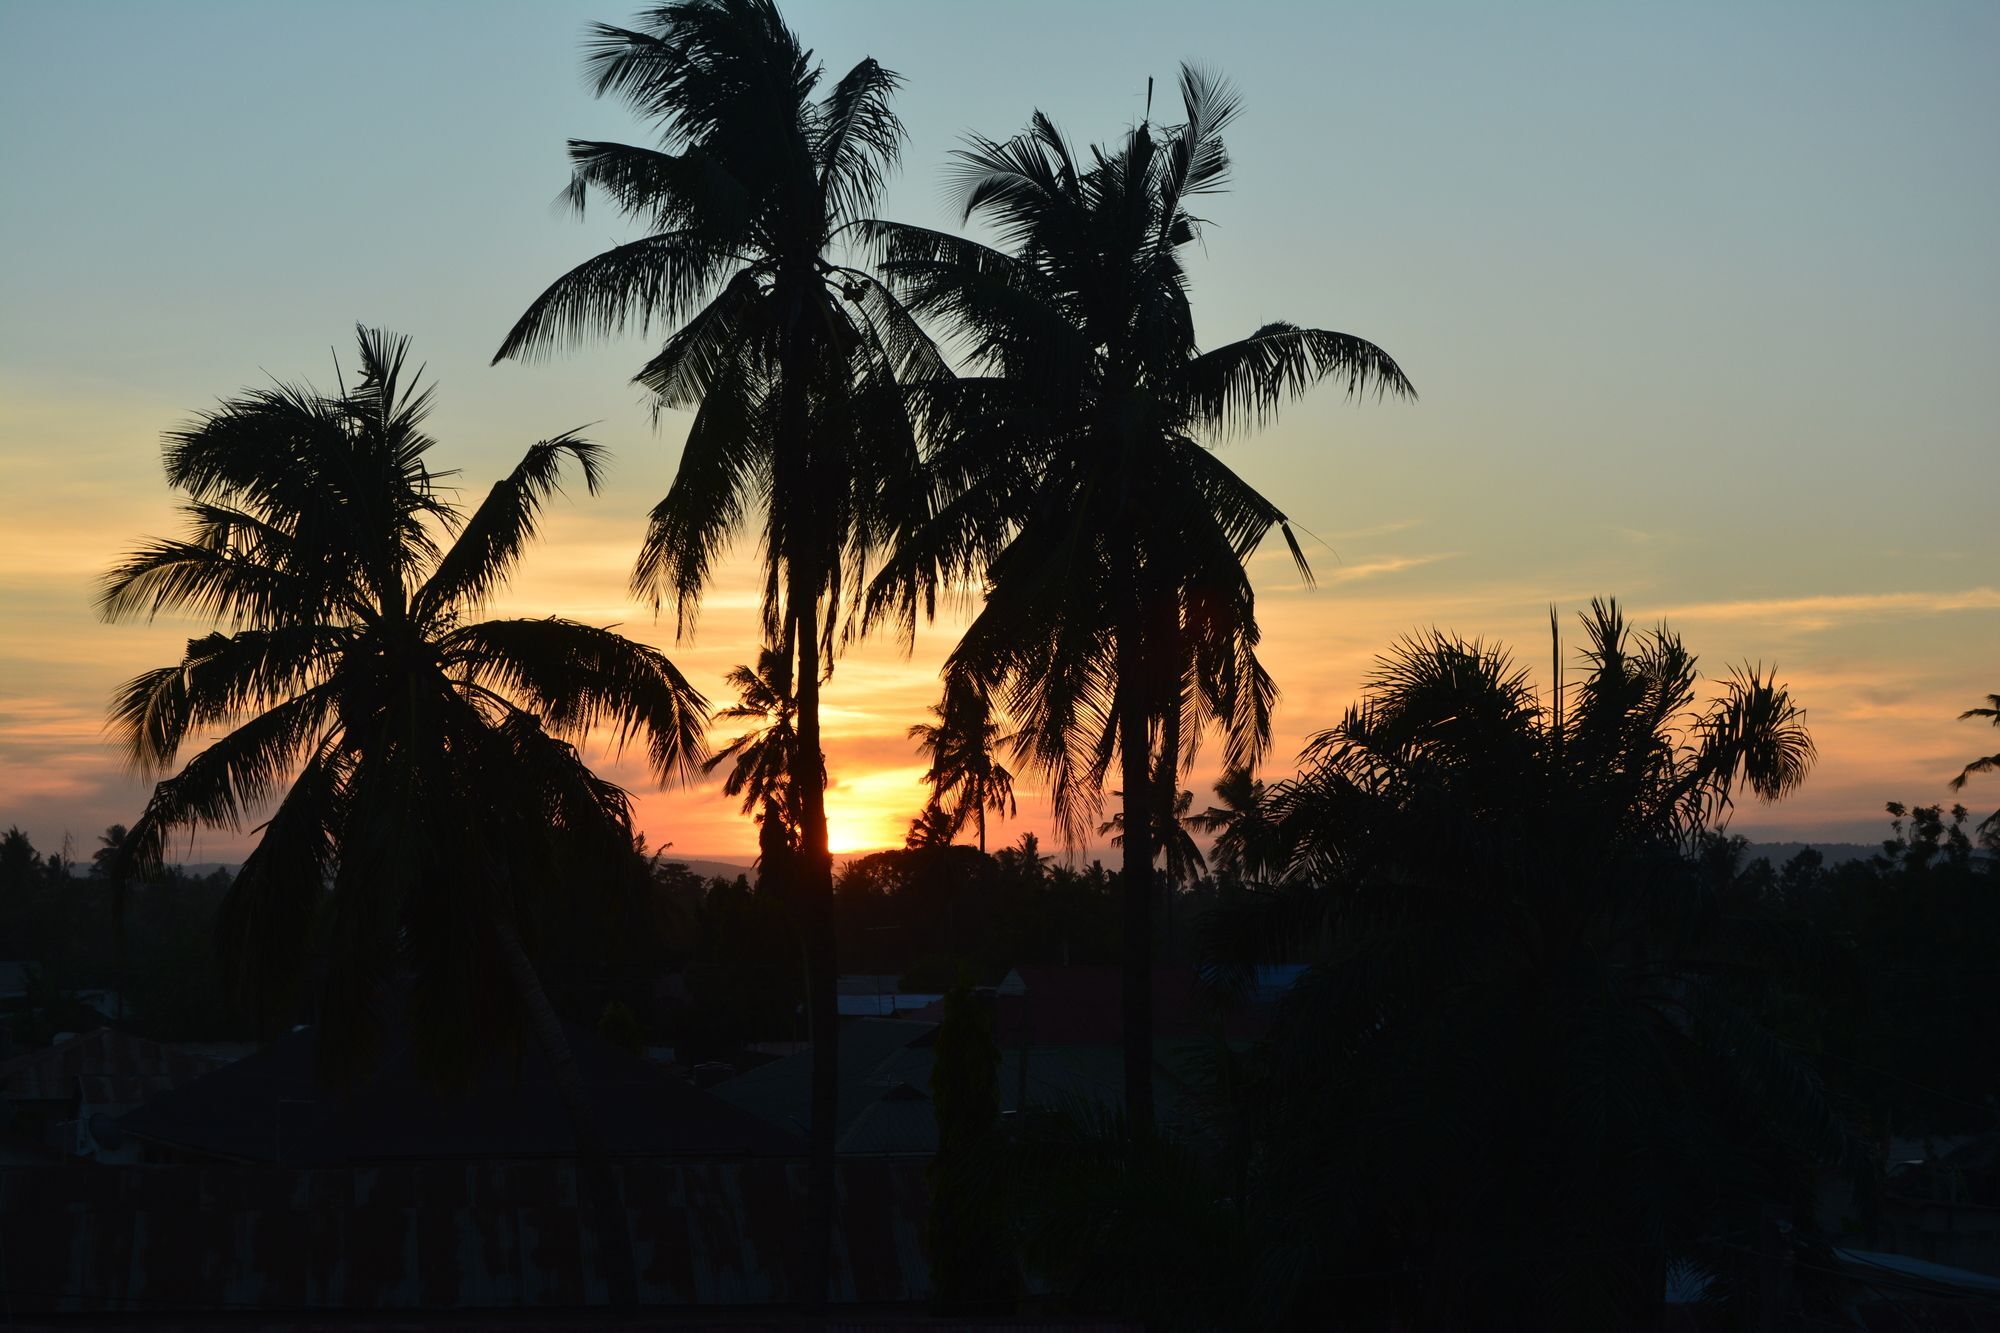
xmin=1741 ymin=841 xmax=1879 ymax=868
xmin=660 ymin=857 xmax=754 ymax=884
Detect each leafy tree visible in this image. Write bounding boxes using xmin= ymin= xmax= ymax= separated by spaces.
xmin=1197 ymin=601 xmax=1836 ymax=1328
xmin=927 ymin=978 xmax=1014 ymax=1312
xmin=98 ymin=326 xmax=707 ymax=1308
xmin=1809 ymin=802 xmax=2000 ymax=1136
xmin=1950 ymin=693 xmax=2000 ymax=837
xmin=909 ymin=674 xmax=1016 ymax=852
xmin=865 ymin=69 xmax=1412 ymax=1131
xmin=493 ymin=2 xmax=942 ymax=1290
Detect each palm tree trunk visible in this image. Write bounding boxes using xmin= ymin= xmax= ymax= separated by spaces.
xmin=794 ymin=583 xmax=840 ymax=1310
xmin=1115 ymin=613 xmax=1158 ymax=1137
xmin=493 ymin=917 xmax=639 ymax=1310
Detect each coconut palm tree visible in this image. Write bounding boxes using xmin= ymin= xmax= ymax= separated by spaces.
xmin=491 ymin=1 xmax=943 ymax=1295
xmin=1195 ymin=601 xmax=1837 ymax=1327
xmin=1950 ymin=693 xmax=2000 ymax=836
xmin=1191 ymin=767 xmax=1276 ymax=884
xmin=909 ymin=674 xmax=1016 ymax=852
xmin=1100 ymin=786 xmax=1206 ymax=889
xmin=864 ymin=69 xmax=1413 ymax=1130
xmin=707 ymin=648 xmax=803 ymax=846
xmin=98 ymin=327 xmax=707 ymax=1309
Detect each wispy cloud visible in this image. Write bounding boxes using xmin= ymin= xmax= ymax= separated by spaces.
xmin=1261 ymin=551 xmax=1455 ymax=592
xmin=1657 ymin=587 xmax=2000 ymax=630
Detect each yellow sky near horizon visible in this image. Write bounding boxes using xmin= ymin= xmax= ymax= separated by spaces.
xmin=2 ymin=364 xmax=1993 ymax=864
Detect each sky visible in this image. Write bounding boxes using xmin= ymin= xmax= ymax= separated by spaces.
xmin=1 ymin=0 xmax=1996 ymax=863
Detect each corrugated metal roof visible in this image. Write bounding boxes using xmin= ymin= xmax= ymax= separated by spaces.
xmin=0 ymin=1159 xmax=938 ymax=1315
xmin=0 ymin=1027 xmax=230 ymax=1102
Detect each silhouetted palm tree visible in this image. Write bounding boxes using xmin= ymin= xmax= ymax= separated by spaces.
xmin=1191 ymin=768 xmax=1276 ymax=883
xmin=707 ymin=649 xmax=803 ymax=848
xmin=88 ymin=824 xmax=133 ymax=1020
xmin=909 ymin=674 xmax=1016 ymax=852
xmin=1199 ymin=601 xmax=1836 ymax=1327
xmin=865 ymin=69 xmax=1412 ymax=1130
xmin=904 ymin=804 xmax=960 ymax=851
xmin=99 ymin=327 xmax=707 ymax=1309
xmin=1950 ymin=693 xmax=2000 ymax=836
xmin=1100 ymin=786 xmax=1206 ymax=888
xmin=491 ymin=1 xmax=943 ymax=1295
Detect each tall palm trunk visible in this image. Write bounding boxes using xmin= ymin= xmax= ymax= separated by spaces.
xmin=1115 ymin=598 xmax=1158 ymax=1137
xmin=493 ymin=917 xmax=639 ymax=1309
xmin=794 ymin=586 xmax=840 ymax=1308
xmin=774 ymin=304 xmax=839 ymax=1308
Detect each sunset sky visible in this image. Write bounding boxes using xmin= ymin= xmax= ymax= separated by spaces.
xmin=2 ymin=0 xmax=1995 ymax=864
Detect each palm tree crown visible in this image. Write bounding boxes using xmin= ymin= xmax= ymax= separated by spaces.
xmin=494 ymin=0 xmax=941 ymax=646
xmin=908 ymin=673 xmax=1016 ymax=853
xmin=706 ymin=648 xmax=804 ymax=844
xmin=1192 ymin=767 xmax=1276 ymax=883
xmin=864 ymin=67 xmax=1412 ymax=1130
xmin=1197 ymin=601 xmax=1831 ymax=1325
xmin=99 ymin=327 xmax=709 ymax=1075
xmin=1950 ymin=693 xmax=2000 ymax=836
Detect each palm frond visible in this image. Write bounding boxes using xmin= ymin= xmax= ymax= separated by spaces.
xmin=443 ymin=617 xmax=710 ymax=785
xmin=1189 ymin=323 xmax=1415 ymax=435
xmin=416 ymin=432 xmax=604 ymax=621
xmin=119 ymin=685 xmax=340 ymax=875
xmin=492 ymin=229 xmax=736 ymax=363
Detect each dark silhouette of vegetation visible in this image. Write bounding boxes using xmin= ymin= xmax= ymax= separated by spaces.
xmin=925 ymin=977 xmax=1015 ymax=1312
xmin=493 ymin=1 xmax=943 ymax=1295
xmin=96 ymin=326 xmax=708 ymax=1309
xmin=909 ymin=673 xmax=1016 ymax=853
xmin=1951 ymin=692 xmax=2000 ymax=835
xmin=1191 ymin=767 xmax=1278 ymax=883
xmin=7 ymin=7 xmax=1982 ymax=1329
xmin=1100 ymin=785 xmax=1206 ymax=889
xmin=864 ymin=68 xmax=1413 ymax=1134
xmin=706 ymin=649 xmax=804 ymax=849
xmin=1155 ymin=603 xmax=1829 ymax=1327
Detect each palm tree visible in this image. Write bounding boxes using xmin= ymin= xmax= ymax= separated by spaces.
xmin=89 ymin=824 xmax=131 ymax=1020
xmin=707 ymin=648 xmax=803 ymax=848
xmin=865 ymin=69 xmax=1413 ymax=1131
xmin=491 ymin=0 xmax=943 ymax=1296
xmin=98 ymin=327 xmax=708 ymax=1310
xmin=1197 ymin=601 xmax=1836 ymax=1327
xmin=904 ymin=803 xmax=960 ymax=851
xmin=909 ymin=674 xmax=1016 ymax=852
xmin=1950 ymin=693 xmax=2000 ymax=836
xmin=1191 ymin=768 xmax=1276 ymax=884
xmin=1099 ymin=786 xmax=1206 ymax=889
